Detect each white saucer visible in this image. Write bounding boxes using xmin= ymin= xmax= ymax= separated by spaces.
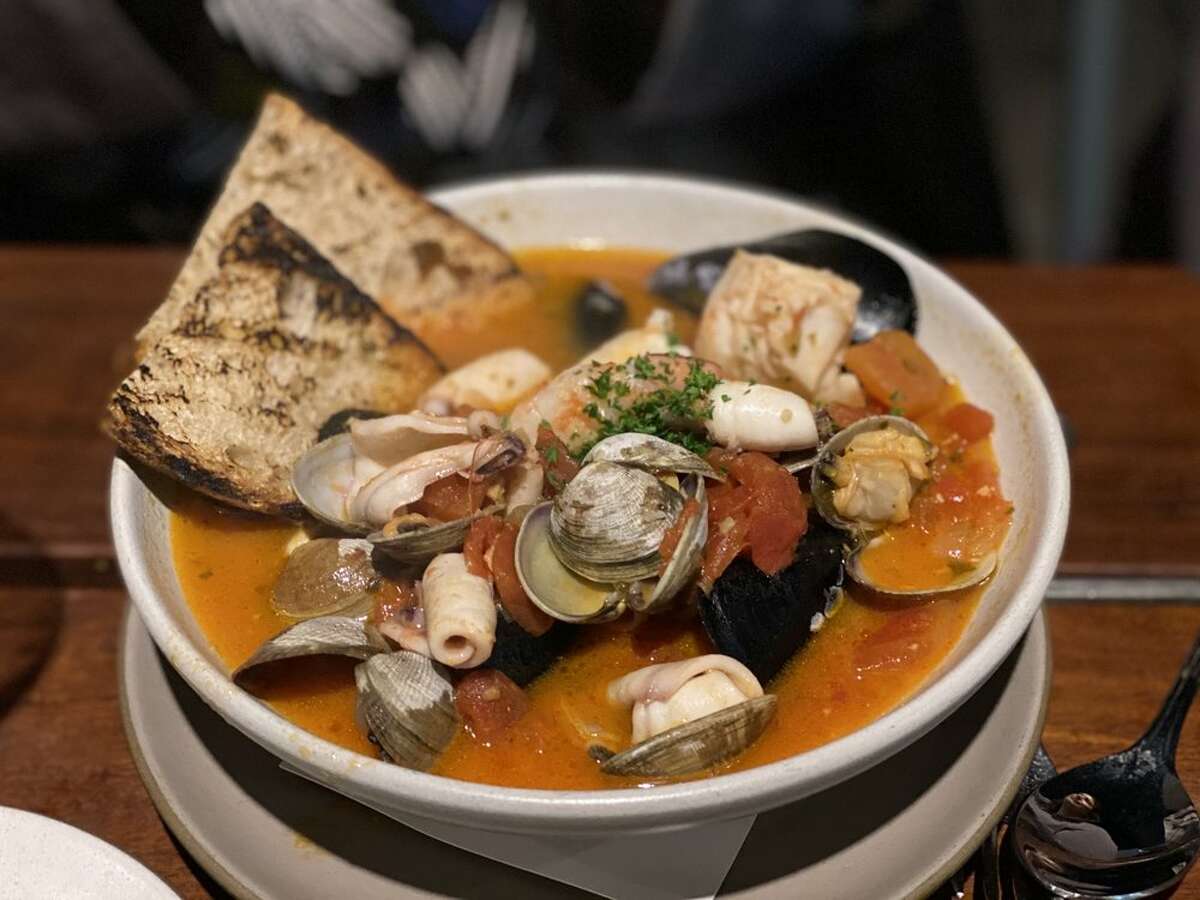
xmin=119 ymin=606 xmax=1049 ymax=899
xmin=0 ymin=805 xmax=177 ymax=899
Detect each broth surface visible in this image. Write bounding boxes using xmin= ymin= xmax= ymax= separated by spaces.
xmin=172 ymin=246 xmax=1001 ymax=790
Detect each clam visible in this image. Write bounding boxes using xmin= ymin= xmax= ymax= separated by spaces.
xmin=646 ymin=228 xmax=916 ymax=342
xmin=354 ymin=650 xmax=458 ymax=770
xmin=550 ymin=461 xmax=684 ymax=583
xmin=368 ymin=506 xmax=502 ymax=564
xmin=810 ymin=415 xmax=935 ymax=535
xmin=846 ymin=543 xmax=997 ymax=595
xmin=700 ymin=520 xmax=846 ymax=683
xmin=581 ymin=433 xmax=722 ymax=481
xmin=291 ymin=434 xmax=374 ymax=534
xmin=808 ymin=415 xmax=994 ymax=594
xmin=515 ymin=503 xmax=631 ymax=624
xmin=233 ymin=615 xmax=388 ymax=685
xmin=632 ymin=475 xmax=708 ymax=614
xmin=600 ymin=695 xmax=777 ymax=777
xmin=271 ymin=537 xmax=379 ymax=619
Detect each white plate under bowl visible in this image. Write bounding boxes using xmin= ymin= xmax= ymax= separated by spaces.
xmin=111 ymin=172 xmax=1069 ymax=834
xmin=120 ymin=605 xmax=1049 ymax=900
xmin=0 ymin=804 xmax=177 ymax=899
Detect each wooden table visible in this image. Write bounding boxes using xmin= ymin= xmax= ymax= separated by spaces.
xmin=1 ymin=248 xmax=1199 ymax=898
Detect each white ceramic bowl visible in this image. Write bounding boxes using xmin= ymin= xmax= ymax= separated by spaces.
xmin=112 ymin=172 xmax=1069 ymax=836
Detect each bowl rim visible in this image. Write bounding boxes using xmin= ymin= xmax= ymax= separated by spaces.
xmin=111 ymin=170 xmax=1069 ymax=835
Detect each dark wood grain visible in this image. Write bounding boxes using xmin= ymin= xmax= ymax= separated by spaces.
xmin=0 ymin=588 xmax=212 ymax=899
xmin=947 ymin=263 xmax=1200 ymax=576
xmin=2 ymin=248 xmax=1200 ymax=897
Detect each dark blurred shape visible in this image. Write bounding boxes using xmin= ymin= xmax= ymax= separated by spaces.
xmin=2 ymin=0 xmax=1013 ymax=255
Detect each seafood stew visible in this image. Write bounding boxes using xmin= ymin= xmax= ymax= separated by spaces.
xmin=171 ymin=245 xmax=1011 ymax=790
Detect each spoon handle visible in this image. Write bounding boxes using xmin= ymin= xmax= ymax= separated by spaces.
xmin=1140 ymin=627 xmax=1200 ymax=762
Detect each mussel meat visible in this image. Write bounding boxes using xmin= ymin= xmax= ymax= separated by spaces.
xmin=700 ymin=519 xmax=846 ymax=683
xmin=646 ymin=228 xmax=916 ymax=342
xmin=355 ymin=650 xmax=458 ymax=770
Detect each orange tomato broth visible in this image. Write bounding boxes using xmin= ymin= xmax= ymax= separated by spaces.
xmin=171 ymin=246 xmax=1008 ymax=790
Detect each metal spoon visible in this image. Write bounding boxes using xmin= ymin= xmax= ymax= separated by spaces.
xmin=1010 ymin=628 xmax=1200 ymax=898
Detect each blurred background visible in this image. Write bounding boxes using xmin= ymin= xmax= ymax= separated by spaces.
xmin=2 ymin=0 xmax=1195 ymax=263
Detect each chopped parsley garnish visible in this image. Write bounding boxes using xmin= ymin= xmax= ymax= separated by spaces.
xmin=542 ymin=444 xmax=559 ymax=464
xmin=574 ymin=355 xmax=720 ymax=458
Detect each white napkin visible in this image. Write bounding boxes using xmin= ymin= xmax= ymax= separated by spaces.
xmin=281 ymin=762 xmax=754 ymax=899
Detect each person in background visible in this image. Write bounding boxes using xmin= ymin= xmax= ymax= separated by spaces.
xmin=1 ymin=0 xmax=1010 ymax=255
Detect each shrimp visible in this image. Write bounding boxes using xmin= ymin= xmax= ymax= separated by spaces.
xmin=512 ymin=354 xmax=820 ymax=455
xmin=695 ymin=250 xmax=865 ymax=405
xmin=510 ymin=354 xmax=717 ymax=454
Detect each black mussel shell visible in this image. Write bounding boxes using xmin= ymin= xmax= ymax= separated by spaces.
xmin=699 ymin=520 xmax=846 ymax=684
xmin=316 ymin=408 xmax=387 ymax=442
xmin=488 ymin=616 xmax=576 ymax=687
xmin=646 ymin=229 xmax=916 ymax=342
xmin=574 ymin=280 xmax=628 ymax=345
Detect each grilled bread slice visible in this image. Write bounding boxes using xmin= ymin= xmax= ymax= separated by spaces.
xmin=106 ymin=203 xmax=443 ymax=516
xmin=135 ymin=92 xmax=522 ymax=356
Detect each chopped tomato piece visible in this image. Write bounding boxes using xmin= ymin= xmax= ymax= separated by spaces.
xmin=658 ymin=498 xmax=701 ymax=575
xmin=941 ymin=403 xmax=994 ymax=445
xmin=463 ymin=516 xmax=504 ymax=578
xmin=700 ymin=452 xmax=808 ymax=588
xmin=492 ymin=521 xmax=553 ymax=636
xmin=369 ymin=579 xmax=421 ymax=625
xmin=536 ymin=426 xmax=580 ymax=496
xmin=410 ymin=473 xmax=498 ymax=521
xmin=824 ymin=402 xmax=873 ymax=429
xmin=463 ymin=517 xmax=551 ymax=635
xmin=844 ymin=330 xmax=944 ymax=417
xmin=455 ymin=669 xmax=530 ymax=741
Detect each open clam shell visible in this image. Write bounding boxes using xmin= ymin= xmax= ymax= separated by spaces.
xmin=634 ymin=475 xmax=708 ymax=614
xmin=600 ymin=695 xmax=777 ymax=777
xmin=290 ymin=434 xmax=374 ymax=535
xmin=515 ymin=503 xmax=629 ymax=624
xmin=354 ymin=650 xmax=458 ymax=770
xmin=582 ymin=433 xmax=723 ymax=481
xmin=233 ymin=616 xmax=388 ymax=685
xmin=810 ymin=415 xmax=935 ymax=534
xmin=550 ymin=461 xmax=684 ymax=583
xmin=847 ymin=542 xmax=998 ymax=596
xmin=369 ymin=505 xmax=502 ymax=564
xmin=271 ymin=537 xmax=380 ymax=619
